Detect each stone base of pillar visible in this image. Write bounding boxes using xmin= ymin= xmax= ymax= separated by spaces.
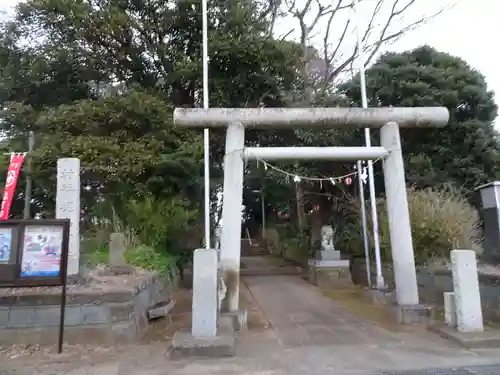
xmin=219 ymin=309 xmax=248 ymax=332
xmin=307 ymin=259 xmax=353 ymax=288
xmin=363 ymin=287 xmax=395 ymax=305
xmin=169 ymin=328 xmax=235 ymax=358
xmin=429 ymin=324 xmax=500 ymax=349
xmin=393 ymin=304 xmax=435 ymax=325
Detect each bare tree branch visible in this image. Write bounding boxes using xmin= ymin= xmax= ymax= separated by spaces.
xmin=259 ymin=0 xmax=284 ymax=37
xmin=282 ymin=0 xmax=453 ymax=100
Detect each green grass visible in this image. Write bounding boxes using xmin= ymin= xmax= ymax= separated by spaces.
xmin=81 ymin=246 xmax=109 ymax=267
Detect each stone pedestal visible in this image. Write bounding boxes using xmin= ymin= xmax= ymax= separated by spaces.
xmin=316 ymin=249 xmax=341 ymax=261
xmin=307 ymin=258 xmax=353 ymax=288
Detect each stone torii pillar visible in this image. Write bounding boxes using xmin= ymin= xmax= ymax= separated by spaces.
xmin=174 ymin=107 xmax=449 ymax=313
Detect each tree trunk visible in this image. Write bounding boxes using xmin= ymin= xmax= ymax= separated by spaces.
xmin=295 ymin=182 xmax=306 ymax=231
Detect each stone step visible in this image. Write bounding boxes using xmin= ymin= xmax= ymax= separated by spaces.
xmin=241 ymin=249 xmax=270 ymax=256
xmin=148 ymin=299 xmax=176 ymax=321
xmin=241 ymin=242 xmax=270 ymax=255
xmin=240 ymin=267 xmax=304 ymax=277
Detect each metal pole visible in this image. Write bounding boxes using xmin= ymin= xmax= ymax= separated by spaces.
xmin=23 ymin=131 xmax=34 ymax=219
xmin=357 ymin=160 xmax=371 ymax=287
xmin=353 ymin=0 xmax=385 ymax=289
xmin=261 ymin=190 xmax=265 ymax=240
xmin=202 ymin=0 xmax=211 ymax=249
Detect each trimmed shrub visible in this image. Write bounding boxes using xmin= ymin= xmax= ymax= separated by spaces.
xmin=338 ymin=186 xmax=482 ymax=265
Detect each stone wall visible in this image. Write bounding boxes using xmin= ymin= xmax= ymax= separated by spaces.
xmin=351 ymin=258 xmax=500 ymax=323
xmin=0 ymin=269 xmax=175 ymax=345
xmin=416 ymin=267 xmax=500 ymax=323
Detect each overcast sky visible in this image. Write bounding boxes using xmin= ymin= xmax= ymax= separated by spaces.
xmin=391 ymin=0 xmax=499 ymax=112
xmin=1 ymin=0 xmax=498 ymax=123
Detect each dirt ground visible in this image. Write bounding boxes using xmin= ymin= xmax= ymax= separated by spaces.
xmin=0 ymin=279 xmax=270 ymax=367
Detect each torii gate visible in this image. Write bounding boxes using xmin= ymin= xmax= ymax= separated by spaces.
xmin=174 ymin=107 xmax=449 ymax=315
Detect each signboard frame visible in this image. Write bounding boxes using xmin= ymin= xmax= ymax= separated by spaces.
xmin=0 ymin=219 xmax=70 ymax=353
xmin=0 ymin=219 xmax=70 ymax=287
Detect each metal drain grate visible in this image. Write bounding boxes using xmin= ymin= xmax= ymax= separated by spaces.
xmin=381 ymin=369 xmax=474 ymax=375
xmin=466 ymin=366 xmax=500 ymax=375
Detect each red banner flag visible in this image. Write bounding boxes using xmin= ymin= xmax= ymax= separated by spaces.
xmin=0 ymin=153 xmax=26 ymax=220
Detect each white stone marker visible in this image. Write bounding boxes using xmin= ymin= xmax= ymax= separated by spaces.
xmin=192 ymin=248 xmax=218 ymax=338
xmin=450 ymin=250 xmax=483 ymax=332
xmin=219 ymin=123 xmax=245 ymax=312
xmin=56 ymin=158 xmax=81 ymax=276
xmin=443 ymin=292 xmax=457 ymax=327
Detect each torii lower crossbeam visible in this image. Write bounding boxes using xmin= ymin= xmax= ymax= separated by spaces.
xmin=244 ymin=147 xmax=389 ymax=161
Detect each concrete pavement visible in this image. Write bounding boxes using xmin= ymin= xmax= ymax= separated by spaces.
xmin=3 ymin=273 xmax=500 ymax=374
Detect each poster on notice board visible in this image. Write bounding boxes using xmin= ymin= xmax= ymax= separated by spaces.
xmin=0 ymin=227 xmax=13 ymax=263
xmin=21 ymin=225 xmax=63 ymax=277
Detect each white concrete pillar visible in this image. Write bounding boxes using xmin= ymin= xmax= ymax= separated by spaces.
xmin=192 ymin=248 xmax=218 ymax=337
xmin=450 ymin=250 xmax=483 ymax=332
xmin=380 ymin=122 xmax=419 ymax=305
xmin=219 ymin=123 xmax=245 ymax=312
xmin=443 ymin=292 xmax=457 ymax=327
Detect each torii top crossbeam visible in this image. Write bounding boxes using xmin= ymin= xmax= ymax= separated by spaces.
xmin=173 ymin=107 xmax=449 ymax=128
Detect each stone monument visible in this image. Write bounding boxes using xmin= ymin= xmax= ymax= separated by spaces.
xmin=315 ymin=225 xmax=342 ymax=264
xmin=308 ymin=225 xmax=351 ymax=288
xmin=109 ymin=232 xmax=127 ymax=266
xmin=100 ymin=232 xmax=136 ymax=276
xmin=56 ymin=158 xmax=80 ymax=276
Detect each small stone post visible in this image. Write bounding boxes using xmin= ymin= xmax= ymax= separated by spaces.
xmin=380 ymin=122 xmax=419 ymax=306
xmin=56 ymin=158 xmax=81 ymax=276
xmin=450 ymin=250 xmax=483 ymax=332
xmin=192 ymin=248 xmax=218 ymax=337
xmin=443 ymin=292 xmax=457 ymax=327
xmin=219 ymin=123 xmax=245 ymax=312
xmin=109 ymin=232 xmax=127 ymax=266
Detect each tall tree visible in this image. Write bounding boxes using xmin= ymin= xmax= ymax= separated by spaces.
xmin=340 ymin=45 xmax=500 ymax=196
xmin=252 ymin=0 xmax=452 ymax=237
xmin=0 ymin=0 xmax=303 ymax=221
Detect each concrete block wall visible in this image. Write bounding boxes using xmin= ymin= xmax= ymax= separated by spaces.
xmin=351 ymin=258 xmax=500 ymax=324
xmin=0 ymin=274 xmax=173 ymax=345
xmin=416 ymin=268 xmax=500 ymax=323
